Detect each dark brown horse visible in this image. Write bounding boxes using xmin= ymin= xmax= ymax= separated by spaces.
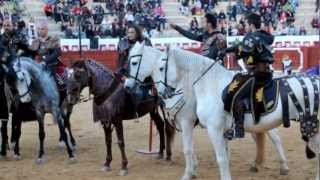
xmin=68 ymin=59 xmax=175 ymax=175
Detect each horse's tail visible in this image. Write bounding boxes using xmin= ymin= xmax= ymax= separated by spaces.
xmin=255 ymin=132 xmax=266 ymax=165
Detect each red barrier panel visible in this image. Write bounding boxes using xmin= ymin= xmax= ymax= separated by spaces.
xmin=61 ymin=46 xmax=319 ymax=71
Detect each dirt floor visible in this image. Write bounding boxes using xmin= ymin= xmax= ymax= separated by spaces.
xmin=0 ymin=100 xmax=317 ymax=180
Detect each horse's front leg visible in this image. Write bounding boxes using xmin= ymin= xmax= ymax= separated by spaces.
xmin=64 ymin=109 xmax=76 ymax=149
xmin=36 ymin=112 xmax=46 ymax=165
xmin=115 ymin=121 xmax=128 ymax=176
xmin=0 ymin=120 xmax=8 ymax=157
xmin=206 ymin=118 xmax=231 ymax=180
xmin=165 ymin=122 xmax=175 ymax=161
xmin=180 ymin=118 xmax=196 ymax=180
xmin=150 ymin=111 xmax=165 ymax=159
xmin=12 ymin=115 xmax=22 ymax=160
xmin=101 ymin=123 xmax=112 ymax=172
xmin=266 ymin=129 xmax=289 ymax=175
xmin=53 ymin=109 xmax=76 ymax=162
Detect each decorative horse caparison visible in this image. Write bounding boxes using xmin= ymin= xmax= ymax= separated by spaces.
xmin=124 ymin=42 xmax=291 ymax=180
xmin=68 ymin=59 xmax=175 ymax=175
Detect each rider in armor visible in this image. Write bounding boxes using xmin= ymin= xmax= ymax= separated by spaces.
xmin=222 ymin=13 xmax=274 ymax=138
xmin=170 ymin=13 xmax=227 ymax=62
xmin=30 ymin=22 xmax=66 ymax=89
xmin=2 ymin=20 xmax=34 ymax=62
xmin=117 ymin=23 xmax=153 ymax=108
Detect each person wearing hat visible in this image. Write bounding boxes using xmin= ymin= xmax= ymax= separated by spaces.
xmin=222 ymin=13 xmax=275 ymax=138
xmin=170 ymin=13 xmax=227 ymax=61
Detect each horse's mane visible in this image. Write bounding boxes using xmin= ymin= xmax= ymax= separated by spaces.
xmin=167 ymin=47 xmax=234 ymax=97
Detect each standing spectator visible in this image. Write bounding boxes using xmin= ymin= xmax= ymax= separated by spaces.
xmin=154 ymin=4 xmax=166 ymax=31
xmin=189 ymin=17 xmax=199 ymax=33
xmin=27 ymin=17 xmax=37 ymax=41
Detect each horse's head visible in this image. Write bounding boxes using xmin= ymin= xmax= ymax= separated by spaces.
xmin=124 ymin=41 xmax=156 ymax=91
xmin=10 ymin=60 xmax=32 ymax=103
xmin=67 ymin=61 xmax=90 ymax=104
xmin=155 ymin=46 xmax=179 ymax=99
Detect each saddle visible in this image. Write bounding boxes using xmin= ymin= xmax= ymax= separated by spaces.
xmin=223 ymin=74 xmax=281 ymax=124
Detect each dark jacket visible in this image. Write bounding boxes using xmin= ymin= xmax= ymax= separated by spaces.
xmin=2 ymin=30 xmax=34 ymax=62
xmin=226 ymin=30 xmax=274 ymax=70
xmin=117 ymin=37 xmax=152 ymax=69
xmin=173 ymin=25 xmax=227 ymax=60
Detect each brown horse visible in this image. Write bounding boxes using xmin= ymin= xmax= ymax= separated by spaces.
xmin=68 ymin=59 xmax=175 ymax=175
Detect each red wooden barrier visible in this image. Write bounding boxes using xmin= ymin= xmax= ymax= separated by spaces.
xmin=61 ymin=46 xmax=319 ymax=71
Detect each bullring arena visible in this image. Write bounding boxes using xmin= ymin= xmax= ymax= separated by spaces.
xmin=0 ymin=100 xmax=318 ymax=180
xmin=0 ymin=0 xmax=320 ymax=180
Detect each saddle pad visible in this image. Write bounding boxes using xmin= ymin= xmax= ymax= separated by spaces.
xmin=163 ymin=94 xmax=186 ymax=128
xmin=260 ymin=80 xmax=279 ymax=114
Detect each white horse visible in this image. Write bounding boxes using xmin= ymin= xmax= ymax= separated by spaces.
xmin=151 ymin=45 xmax=320 ymax=180
xmin=124 ymin=42 xmax=290 ymax=179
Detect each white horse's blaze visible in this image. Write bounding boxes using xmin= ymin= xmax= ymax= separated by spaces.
xmin=126 ymin=42 xmax=292 ymax=180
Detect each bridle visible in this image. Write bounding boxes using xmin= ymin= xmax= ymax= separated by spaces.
xmin=14 ymin=59 xmax=31 ymax=99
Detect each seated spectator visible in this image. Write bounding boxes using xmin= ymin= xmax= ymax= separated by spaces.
xmin=299 ymin=26 xmax=307 ymax=35
xmin=44 ymin=3 xmax=53 ymax=18
xmin=287 ymin=22 xmax=297 ymax=35
xmin=311 ymin=16 xmax=319 ymax=28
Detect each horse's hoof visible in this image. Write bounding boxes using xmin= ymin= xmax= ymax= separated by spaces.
xmin=36 ymin=158 xmax=45 ymax=165
xmin=101 ymin=166 xmax=111 ymax=172
xmin=13 ymin=154 xmax=21 ymax=161
xmin=68 ymin=157 xmax=77 ymax=164
xmin=249 ymin=166 xmax=259 ymax=173
xmin=119 ymin=169 xmax=128 ymax=176
xmin=155 ymin=154 xmax=163 ymax=160
xmin=165 ymin=157 xmax=172 ymax=162
xmin=181 ymin=174 xmax=192 ymax=180
xmin=57 ymin=141 xmax=65 ymax=149
xmin=191 ymin=173 xmax=197 ymax=179
xmin=280 ymin=168 xmax=289 ymax=175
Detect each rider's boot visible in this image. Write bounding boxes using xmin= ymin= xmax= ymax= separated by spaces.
xmin=233 ymin=100 xmax=245 ymax=138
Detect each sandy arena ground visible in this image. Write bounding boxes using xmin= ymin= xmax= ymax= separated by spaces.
xmin=0 ymin=100 xmax=317 ymax=180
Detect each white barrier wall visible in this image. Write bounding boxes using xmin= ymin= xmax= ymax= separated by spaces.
xmin=60 ymin=36 xmax=320 ymax=51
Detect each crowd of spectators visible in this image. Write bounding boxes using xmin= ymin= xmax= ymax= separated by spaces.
xmin=43 ymin=0 xmax=167 ymax=39
xmin=187 ymin=0 xmax=318 ymax=36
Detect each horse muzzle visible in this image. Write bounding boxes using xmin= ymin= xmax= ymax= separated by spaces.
xmin=124 ymin=79 xmax=136 ymax=91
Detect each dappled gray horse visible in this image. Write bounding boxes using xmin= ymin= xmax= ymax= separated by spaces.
xmin=2 ymin=57 xmax=75 ymax=164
